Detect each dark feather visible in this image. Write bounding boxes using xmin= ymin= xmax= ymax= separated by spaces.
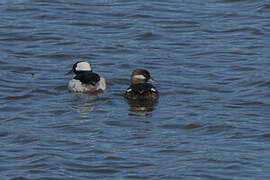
xmin=129 ymin=83 xmax=156 ymax=94
xmin=124 ymin=83 xmax=158 ymax=100
xmin=74 ymin=71 xmax=100 ymax=85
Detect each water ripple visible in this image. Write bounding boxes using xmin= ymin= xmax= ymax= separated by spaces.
xmin=0 ymin=0 xmax=270 ymax=179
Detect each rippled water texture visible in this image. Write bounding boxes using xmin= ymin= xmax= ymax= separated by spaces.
xmin=1 ymin=0 xmax=270 ymax=179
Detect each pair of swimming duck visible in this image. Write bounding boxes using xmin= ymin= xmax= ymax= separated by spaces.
xmin=68 ymin=61 xmax=158 ymax=101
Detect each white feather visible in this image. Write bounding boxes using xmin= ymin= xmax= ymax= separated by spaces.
xmin=68 ymin=77 xmax=106 ymax=93
xmin=133 ymin=74 xmax=146 ymax=80
xmin=97 ymin=78 xmax=106 ymax=91
xmin=76 ymin=61 xmax=91 ymax=71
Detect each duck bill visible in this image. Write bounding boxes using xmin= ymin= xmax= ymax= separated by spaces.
xmin=66 ymin=69 xmax=74 ymax=75
xmin=148 ymin=78 xmax=155 ymax=82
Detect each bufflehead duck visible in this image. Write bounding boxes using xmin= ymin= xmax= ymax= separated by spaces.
xmin=124 ymin=69 xmax=158 ymax=101
xmin=68 ymin=61 xmax=106 ymax=93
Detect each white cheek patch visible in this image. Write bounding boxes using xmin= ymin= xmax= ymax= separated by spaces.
xmin=76 ymin=62 xmax=91 ymax=71
xmin=151 ymin=88 xmax=156 ymax=92
xmin=133 ymin=75 xmax=146 ymax=80
xmin=126 ymin=89 xmax=132 ymax=92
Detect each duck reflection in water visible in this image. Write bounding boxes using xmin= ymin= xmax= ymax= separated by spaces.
xmin=70 ymin=94 xmax=95 ymax=115
xmin=126 ymin=98 xmax=158 ymax=113
xmin=124 ymin=69 xmax=159 ymax=113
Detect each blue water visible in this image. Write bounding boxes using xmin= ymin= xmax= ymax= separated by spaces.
xmin=0 ymin=0 xmax=270 ymax=179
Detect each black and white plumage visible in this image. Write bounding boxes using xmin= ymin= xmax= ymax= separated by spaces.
xmin=124 ymin=69 xmax=158 ymax=101
xmin=68 ymin=61 xmax=106 ymax=93
xmin=73 ymin=71 xmax=100 ymax=85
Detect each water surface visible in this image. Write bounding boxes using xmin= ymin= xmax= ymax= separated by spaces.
xmin=0 ymin=0 xmax=270 ymax=179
